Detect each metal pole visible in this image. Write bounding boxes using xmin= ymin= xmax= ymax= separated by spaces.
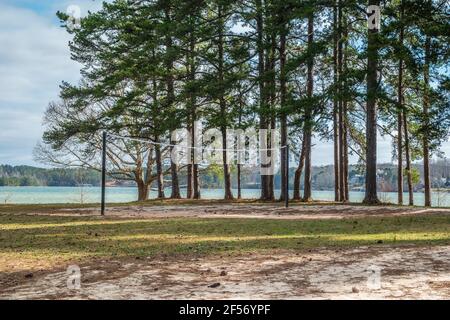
xmin=101 ymin=131 xmax=107 ymax=216
xmin=285 ymin=145 xmax=289 ymax=208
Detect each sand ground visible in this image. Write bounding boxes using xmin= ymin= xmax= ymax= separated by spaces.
xmin=1 ymin=204 xmax=449 ymax=300
xmin=1 ymin=245 xmax=449 ymax=300
xmin=49 ymin=203 xmax=450 ymax=220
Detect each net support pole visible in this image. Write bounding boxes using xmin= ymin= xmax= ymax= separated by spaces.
xmin=285 ymin=145 xmax=290 ymax=208
xmin=101 ymin=131 xmax=107 ymax=216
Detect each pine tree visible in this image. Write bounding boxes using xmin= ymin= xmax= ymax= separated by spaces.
xmin=363 ymin=0 xmax=381 ymax=205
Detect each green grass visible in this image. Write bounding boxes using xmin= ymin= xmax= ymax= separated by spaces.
xmin=0 ymin=213 xmax=449 ymax=273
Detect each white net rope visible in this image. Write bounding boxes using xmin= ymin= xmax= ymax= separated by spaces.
xmin=100 ymin=131 xmax=290 ymax=211
xmin=107 ymin=131 xmax=288 ymax=173
xmin=107 ymin=133 xmax=287 ymax=153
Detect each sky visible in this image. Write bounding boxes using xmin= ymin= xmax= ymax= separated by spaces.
xmin=0 ymin=0 xmax=449 ymax=167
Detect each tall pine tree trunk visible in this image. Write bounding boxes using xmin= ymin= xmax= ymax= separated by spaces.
xmin=423 ymin=35 xmax=432 ymax=207
xmin=333 ymin=1 xmax=341 ymax=202
xmin=155 ymin=140 xmax=165 ymax=199
xmin=151 ymin=71 xmax=165 ymax=200
xmin=343 ymin=104 xmax=349 ymax=202
xmin=164 ymin=8 xmax=180 ymax=199
xmin=192 ymin=126 xmax=201 ymax=199
xmin=193 ymin=163 xmax=200 ymax=199
xmin=221 ymin=126 xmax=233 ymax=200
xmin=363 ymin=0 xmax=381 ymax=205
xmin=337 ymin=3 xmax=346 ymax=202
xmin=237 ymin=98 xmax=244 ymax=200
xmin=237 ymin=164 xmax=242 ymax=199
xmin=279 ymin=20 xmax=288 ymax=201
xmin=267 ymin=33 xmax=276 ymax=201
xmin=169 ymin=142 xmax=181 ymax=199
xmin=188 ymin=28 xmax=200 ymax=199
xmin=187 ymin=123 xmax=193 ymax=199
xmin=293 ymin=138 xmax=306 ymax=200
xmin=303 ymin=12 xmax=314 ymax=202
xmin=256 ymin=0 xmax=269 ymax=200
xmin=397 ymin=4 xmax=404 ymax=205
xmin=191 ymin=120 xmax=200 ymax=200
xmin=218 ymin=5 xmax=233 ymax=200
xmin=403 ymin=112 xmax=414 ymax=205
xmin=342 ymin=13 xmax=349 ymax=202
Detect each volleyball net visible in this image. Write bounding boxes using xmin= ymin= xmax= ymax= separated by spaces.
xmin=100 ymin=129 xmax=290 ymax=215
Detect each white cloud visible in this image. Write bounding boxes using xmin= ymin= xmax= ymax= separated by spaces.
xmin=0 ymin=4 xmax=82 ymax=165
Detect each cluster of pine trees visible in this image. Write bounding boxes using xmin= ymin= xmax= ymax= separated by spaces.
xmin=39 ymin=0 xmax=449 ymax=205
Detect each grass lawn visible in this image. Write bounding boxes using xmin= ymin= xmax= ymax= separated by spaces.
xmin=0 ymin=212 xmax=449 ymax=274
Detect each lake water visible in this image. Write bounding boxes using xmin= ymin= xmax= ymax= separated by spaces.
xmin=0 ymin=186 xmax=449 ymax=207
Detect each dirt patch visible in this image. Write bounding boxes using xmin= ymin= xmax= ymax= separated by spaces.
xmin=27 ymin=204 xmax=450 ymax=221
xmin=1 ymin=245 xmax=449 ymax=300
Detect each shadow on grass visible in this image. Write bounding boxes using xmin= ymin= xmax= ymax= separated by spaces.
xmin=0 ymin=214 xmax=449 ymax=262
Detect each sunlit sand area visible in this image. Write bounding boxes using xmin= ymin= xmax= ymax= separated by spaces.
xmin=1 ymin=201 xmax=449 ymax=299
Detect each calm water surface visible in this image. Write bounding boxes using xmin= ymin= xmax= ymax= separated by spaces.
xmin=0 ymin=186 xmax=449 ymax=207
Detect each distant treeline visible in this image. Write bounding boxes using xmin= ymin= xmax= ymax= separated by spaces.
xmin=0 ymin=165 xmax=101 ymax=187
xmin=1 ymin=160 xmax=449 ymax=190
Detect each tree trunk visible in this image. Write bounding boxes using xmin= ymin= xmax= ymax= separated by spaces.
xmin=164 ymin=8 xmax=180 ymax=200
xmin=279 ymin=19 xmax=288 ymax=201
xmin=218 ymin=5 xmax=233 ymax=200
xmin=343 ymin=104 xmax=349 ymax=202
xmin=423 ymin=35 xmax=431 ymax=207
xmin=136 ymin=158 xmax=150 ymax=201
xmin=343 ymin=13 xmax=349 ymax=202
xmin=186 ymin=123 xmax=193 ymax=199
xmin=193 ymin=163 xmax=200 ymax=199
xmin=191 ymin=114 xmax=200 ymax=199
xmin=338 ymin=2 xmax=345 ymax=202
xmin=363 ymin=0 xmax=381 ymax=205
xmin=403 ymin=111 xmax=414 ymax=205
xmin=303 ymin=12 xmax=314 ymax=202
xmin=137 ymin=179 xmax=149 ymax=202
xmin=237 ymin=95 xmax=244 ymax=200
xmin=170 ymin=142 xmax=181 ymax=199
xmin=155 ymin=141 xmax=165 ymax=199
xmin=192 ymin=124 xmax=201 ymax=199
xmin=140 ymin=147 xmax=154 ymax=201
xmin=237 ymin=164 xmax=242 ymax=199
xmin=397 ymin=110 xmax=404 ymax=206
xmin=293 ymin=138 xmax=306 ymax=200
xmin=397 ymin=4 xmax=404 ymax=205
xmin=333 ymin=1 xmax=341 ymax=202
xmin=187 ymin=125 xmax=193 ymax=199
xmin=267 ymin=33 xmax=276 ymax=201
xmin=221 ymin=126 xmax=233 ymax=200
xmin=187 ymin=164 xmax=193 ymax=199
xmin=188 ymin=28 xmax=200 ymax=199
xmin=256 ymin=0 xmax=269 ymax=200
xmin=151 ymin=56 xmax=163 ymax=200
